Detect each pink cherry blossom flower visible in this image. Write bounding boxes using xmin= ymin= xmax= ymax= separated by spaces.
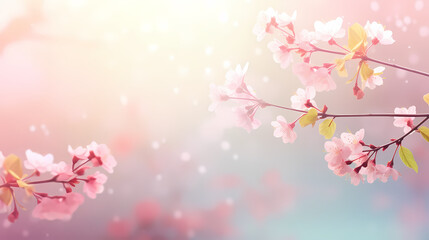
xmin=365 ymin=66 xmax=384 ymax=89
xmin=293 ymin=63 xmax=336 ymax=92
xmin=393 ymin=106 xmax=416 ymax=133
xmin=324 ymin=137 xmax=352 ymax=176
xmin=208 ymin=84 xmax=230 ymax=112
xmin=332 ymin=163 xmax=353 ymax=177
xmin=225 ymin=63 xmax=249 ymax=93
xmin=0 ymin=151 xmax=4 ymax=169
xmin=297 ymin=29 xmax=319 ymax=44
xmin=234 ymin=105 xmax=261 ymax=133
xmin=83 ymin=171 xmax=107 ymax=199
xmin=87 ymin=142 xmax=117 ymax=173
xmin=363 ymin=160 xmax=378 ymax=183
xmin=267 ymin=39 xmax=293 ymax=69
xmin=350 ymin=169 xmax=364 ymax=186
xmin=24 ymin=150 xmax=54 ymax=173
xmin=314 ymin=17 xmax=345 ymax=41
xmin=341 ymin=129 xmax=365 ymax=156
xmin=32 ymin=193 xmax=85 ymax=221
xmin=364 ymin=21 xmax=395 ymax=45
xmin=271 ymin=116 xmax=297 ymax=143
xmin=277 ymin=10 xmax=297 ymax=28
xmin=312 ymin=68 xmax=336 ymax=92
xmin=290 ymin=87 xmax=317 ymax=110
xmin=67 ymin=145 xmax=89 ymax=160
xmin=253 ymin=8 xmax=278 ymax=41
xmin=376 ymin=165 xmax=400 ymax=183
xmin=349 ymin=153 xmax=369 ymax=167
xmin=50 ymin=161 xmax=74 ymax=181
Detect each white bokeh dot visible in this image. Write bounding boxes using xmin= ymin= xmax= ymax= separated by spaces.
xmin=198 ymin=165 xmax=207 ymax=174
xmin=174 ymin=210 xmax=182 ymax=219
xmin=419 ymin=26 xmax=429 ymax=37
xmin=370 ymin=1 xmax=379 ymax=11
xmin=181 ymin=152 xmax=191 ymax=161
xmin=156 ymin=174 xmax=163 ymax=181
xmin=218 ymin=11 xmax=228 ymax=23
xmin=396 ymin=69 xmax=407 ymax=79
xmin=221 ymin=141 xmax=230 ymax=151
xmin=262 ymin=76 xmax=270 ymax=83
xmin=223 ymin=60 xmax=231 ymax=69
xmin=408 ymin=54 xmax=419 ymax=65
xmin=415 ymin=0 xmax=424 ymax=11
xmin=152 ymin=141 xmax=160 ymax=150
xmin=205 ymin=46 xmax=213 ymax=56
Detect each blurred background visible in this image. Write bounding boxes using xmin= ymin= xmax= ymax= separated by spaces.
xmin=0 ymin=0 xmax=429 ymax=239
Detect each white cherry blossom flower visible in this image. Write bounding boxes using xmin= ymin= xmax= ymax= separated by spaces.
xmin=314 ymin=17 xmax=345 ymax=41
xmin=364 ymin=21 xmax=395 ymax=45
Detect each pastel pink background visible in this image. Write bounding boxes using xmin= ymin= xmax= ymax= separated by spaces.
xmin=0 ymin=0 xmax=428 ymax=239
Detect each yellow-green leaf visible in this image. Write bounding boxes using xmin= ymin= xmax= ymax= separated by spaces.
xmin=299 ymin=108 xmax=318 ymax=127
xmin=419 ymin=126 xmax=429 ymax=142
xmin=335 ymin=52 xmax=355 ymax=78
xmin=346 ymin=67 xmax=360 ymax=84
xmin=399 ymin=146 xmax=418 ymax=173
xmin=0 ymin=188 xmax=12 ymax=206
xmin=360 ymin=62 xmax=373 ymax=81
xmin=3 ymin=154 xmax=23 ymax=179
xmin=334 ymin=59 xmax=348 ymax=77
xmin=319 ymin=119 xmax=336 ymax=139
xmin=17 ymin=179 xmax=34 ymax=196
xmin=348 ymin=23 xmax=367 ymax=52
xmin=359 ymin=62 xmax=374 ymax=90
xmin=424 ymin=93 xmax=429 ymax=106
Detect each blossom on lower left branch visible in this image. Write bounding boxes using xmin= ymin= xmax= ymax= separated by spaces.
xmin=0 ymin=141 xmax=116 ymax=222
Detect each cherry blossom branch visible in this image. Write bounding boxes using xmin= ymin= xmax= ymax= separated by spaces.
xmin=313 ymin=46 xmax=346 ymax=56
xmin=218 ymin=8 xmax=429 ymax=185
xmin=364 ymin=116 xmax=429 ymax=153
xmin=265 ymin=103 xmax=308 ymax=114
xmin=312 ymin=46 xmax=429 ymax=78
xmin=0 ymin=142 xmax=117 ymax=223
xmin=26 ymin=177 xmax=65 ymax=185
xmin=321 ymin=112 xmax=429 ymax=118
xmin=230 ymin=97 xmax=429 ymax=118
xmin=73 ymin=159 xmax=91 ymax=172
xmin=362 ymin=56 xmax=429 ymax=78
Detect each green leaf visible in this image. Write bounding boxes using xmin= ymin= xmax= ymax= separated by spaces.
xmin=319 ymin=119 xmax=336 ymax=139
xmin=299 ymin=108 xmax=318 ymax=128
xmin=399 ymin=146 xmax=418 ymax=173
xmin=419 ymin=126 xmax=429 ymax=142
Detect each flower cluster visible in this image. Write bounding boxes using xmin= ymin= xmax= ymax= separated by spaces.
xmin=254 ymin=8 xmax=395 ymax=100
xmin=325 ymin=129 xmax=399 ymax=185
xmin=209 ymin=63 xmax=267 ymax=132
xmin=0 ymin=142 xmax=116 ymax=222
xmin=209 ymin=8 xmax=429 ymax=185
